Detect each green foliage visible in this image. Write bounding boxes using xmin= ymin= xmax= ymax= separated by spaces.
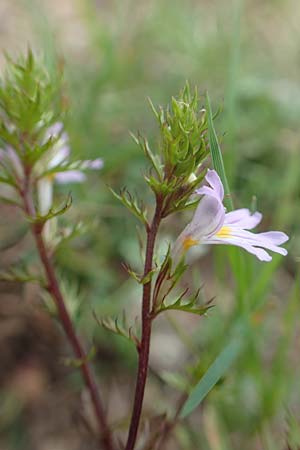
xmin=146 ymin=84 xmax=209 ymax=216
xmin=286 ymin=413 xmax=300 ymax=450
xmin=0 ymin=1 xmax=299 ymax=448
xmin=181 ymin=321 xmax=246 ymax=418
xmin=123 ymin=263 xmax=157 ymax=285
xmin=0 ymin=264 xmax=43 ymax=284
xmin=62 ymin=345 xmax=97 ymax=368
xmin=0 ymin=50 xmax=63 ymax=169
xmin=113 ymin=84 xmax=210 ymax=228
xmin=42 ymin=275 xmax=85 ymax=323
xmin=157 ymin=84 xmax=208 ymax=176
xmin=155 ymin=289 xmax=212 ymax=317
xmin=95 ymin=312 xmax=140 ymax=350
xmin=206 ymin=92 xmax=233 ymax=211
xmin=110 ymin=187 xmax=148 ymax=227
xmin=30 ymin=193 xmax=72 ymax=224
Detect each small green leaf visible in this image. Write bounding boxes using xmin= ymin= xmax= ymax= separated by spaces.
xmin=123 ymin=264 xmax=156 ymax=284
xmin=147 ymin=96 xmax=159 ymax=120
xmin=110 ymin=187 xmax=148 ymax=227
xmin=156 ymin=287 xmax=212 ymax=317
xmin=0 ymin=265 xmax=43 ymax=284
xmin=94 ymin=312 xmax=140 ymax=349
xmin=0 ymin=195 xmax=22 ymax=208
xmin=30 ymin=194 xmax=72 ymax=225
xmin=63 ymin=345 xmax=96 ymax=368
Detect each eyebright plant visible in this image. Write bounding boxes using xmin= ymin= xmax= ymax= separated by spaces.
xmin=0 ymin=52 xmax=111 ymax=450
xmin=0 ymin=51 xmax=288 ymax=450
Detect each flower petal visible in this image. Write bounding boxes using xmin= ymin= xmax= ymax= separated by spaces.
xmin=224 ymin=208 xmax=262 ymax=229
xmin=195 ymin=185 xmax=218 ymax=199
xmin=234 ymin=242 xmax=273 ymax=262
xmin=205 ymin=169 xmax=224 ymax=201
xmin=206 ymin=235 xmax=273 ymax=261
xmin=55 ymin=170 xmax=86 ymax=184
xmin=255 ymin=231 xmax=289 ymax=245
xmin=81 ymin=158 xmax=104 ymax=170
xmin=207 ymin=227 xmax=288 ymax=260
xmin=49 ymin=145 xmax=70 ymax=168
xmin=230 ymin=229 xmax=288 ymax=256
xmin=0 ymin=146 xmax=24 ymax=178
xmin=37 ymin=177 xmax=53 ymax=214
xmin=195 ymin=169 xmax=224 ymax=202
xmin=46 ymin=122 xmax=64 ymax=139
xmin=183 ymin=194 xmax=225 ymax=240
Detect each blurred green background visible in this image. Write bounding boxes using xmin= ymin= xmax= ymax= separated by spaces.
xmin=0 ymin=0 xmax=300 ymax=449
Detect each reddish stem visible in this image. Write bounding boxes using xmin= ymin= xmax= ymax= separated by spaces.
xmin=21 ymin=170 xmax=114 ymax=450
xmin=125 ymin=198 xmax=163 ymax=450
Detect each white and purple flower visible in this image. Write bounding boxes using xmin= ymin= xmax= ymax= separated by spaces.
xmin=173 ymin=169 xmax=289 ymax=262
xmin=36 ymin=122 xmax=103 ymax=214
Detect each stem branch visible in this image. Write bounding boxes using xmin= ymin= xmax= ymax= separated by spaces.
xmin=125 ymin=197 xmax=163 ymax=450
xmin=21 ymin=170 xmax=114 ymax=450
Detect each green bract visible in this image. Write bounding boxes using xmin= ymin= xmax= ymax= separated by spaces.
xmin=145 ymin=83 xmax=209 ymax=216
xmin=0 ymin=50 xmax=63 ymax=172
xmin=114 ymin=83 xmax=211 ymax=228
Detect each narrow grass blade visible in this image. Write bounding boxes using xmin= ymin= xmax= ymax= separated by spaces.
xmin=206 ymin=92 xmax=250 ymax=311
xmin=206 ymin=92 xmax=233 ymax=211
xmin=180 ymin=325 xmax=245 ymax=418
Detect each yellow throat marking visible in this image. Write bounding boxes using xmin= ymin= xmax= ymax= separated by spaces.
xmin=216 ymin=226 xmax=232 ymax=238
xmin=183 ymin=226 xmax=232 ymax=251
xmin=183 ymin=236 xmax=199 ymax=251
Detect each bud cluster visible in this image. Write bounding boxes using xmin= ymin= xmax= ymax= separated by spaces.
xmin=133 ymin=84 xmax=209 ymax=219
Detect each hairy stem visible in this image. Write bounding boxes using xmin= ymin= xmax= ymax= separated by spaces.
xmin=21 ymin=171 xmax=114 ymax=450
xmin=125 ymin=197 xmax=163 ymax=450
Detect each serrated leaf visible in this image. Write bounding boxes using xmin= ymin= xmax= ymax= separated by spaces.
xmin=143 ymin=137 xmax=163 ymax=180
xmin=0 ymin=195 xmax=22 ymax=208
xmin=158 ymin=299 xmax=211 ymax=317
xmin=110 ymin=187 xmax=148 ymax=227
xmin=94 ymin=312 xmax=140 ymax=349
xmin=123 ymin=264 xmax=156 ymax=284
xmin=53 ymin=221 xmax=87 ymax=250
xmin=30 ymin=193 xmax=72 ymax=225
xmin=156 ymin=287 xmax=212 ymax=317
xmin=0 ymin=266 xmax=43 ymax=284
xmin=152 ymin=246 xmax=172 ymax=306
xmin=0 ymin=174 xmax=17 ymax=187
xmin=62 ymin=345 xmax=96 ymax=368
xmin=140 ymin=268 xmax=157 ymax=284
